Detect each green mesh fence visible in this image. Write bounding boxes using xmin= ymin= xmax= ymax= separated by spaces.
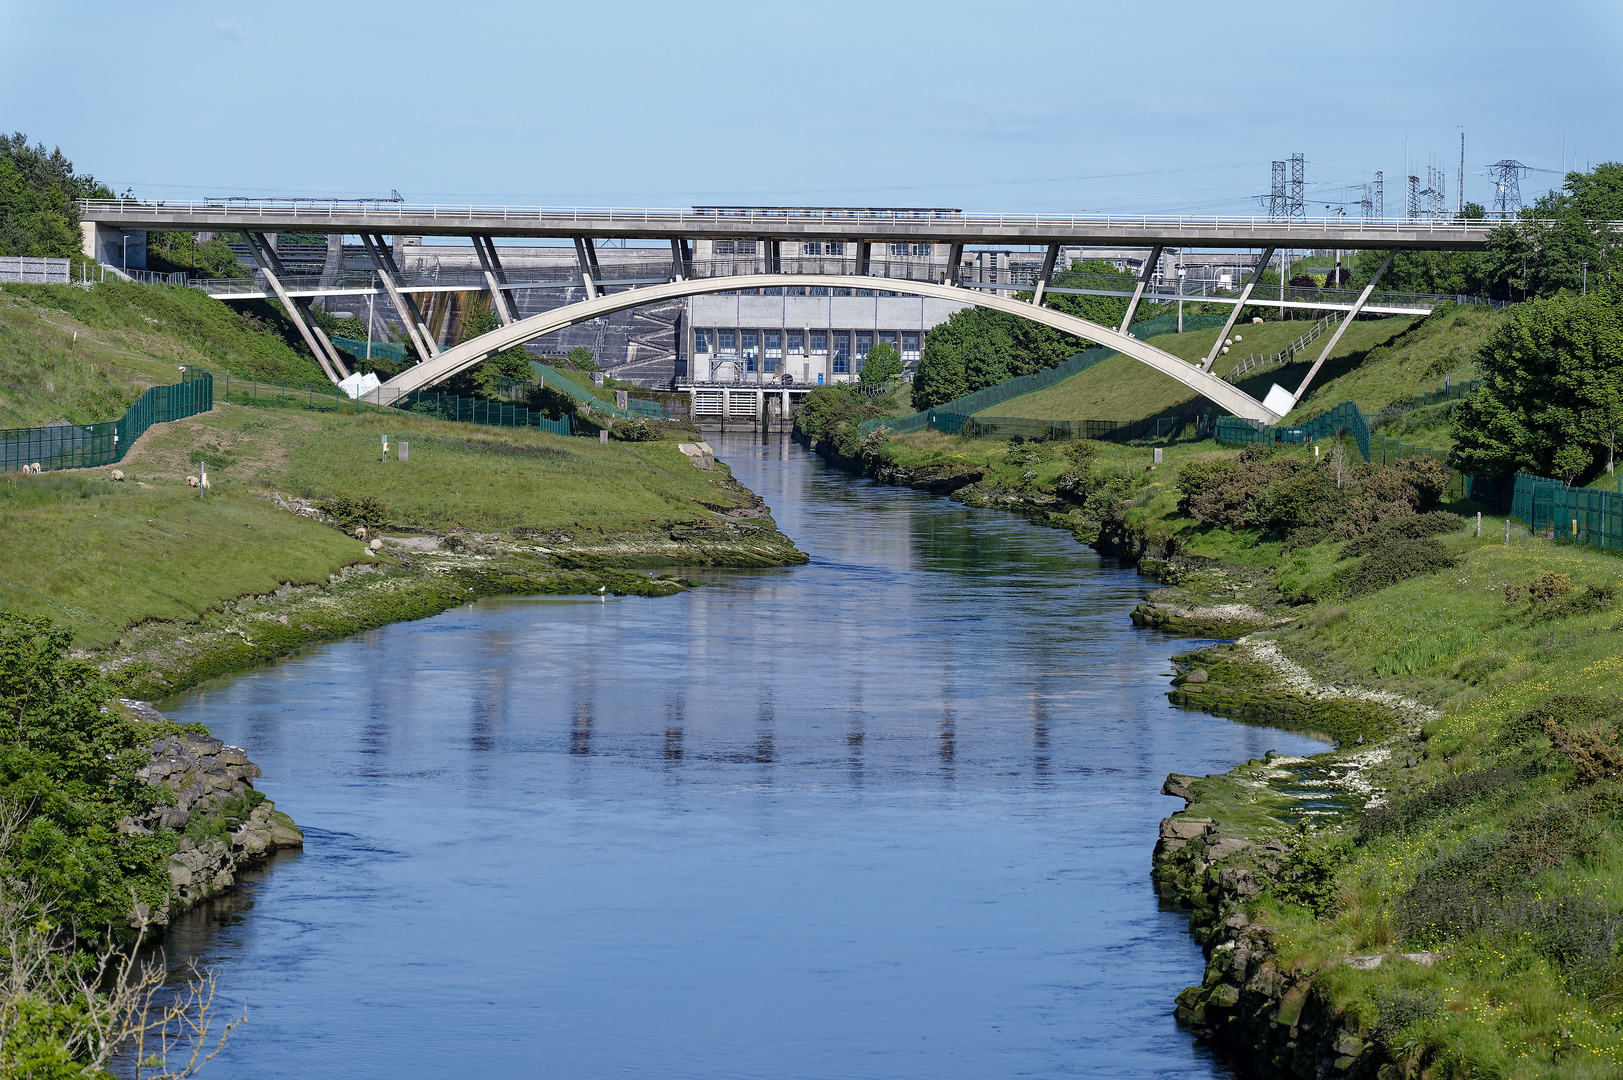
xmin=1217 ymin=402 xmax=1373 ymax=461
xmin=216 ymin=370 xmax=574 ymax=437
xmin=922 ymin=413 xmax=1213 ymax=443
xmin=392 ymin=390 xmax=574 ymax=436
xmin=1368 ymin=379 xmax=1483 ymax=428
xmin=859 ymin=313 xmax=1229 ymax=439
xmin=1513 ymin=473 xmax=1623 ymax=549
xmin=1 ymin=371 xmax=213 ymax=473
xmin=330 ymin=337 xmax=411 ymax=364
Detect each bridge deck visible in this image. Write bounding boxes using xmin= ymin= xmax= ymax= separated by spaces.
xmin=80 ymin=200 xmax=1505 ymax=251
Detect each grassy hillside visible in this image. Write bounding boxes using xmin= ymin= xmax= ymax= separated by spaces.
xmin=0 ymin=398 xmax=771 ymax=650
xmin=980 ymin=305 xmax=1504 ymax=427
xmin=0 ymin=282 xmax=326 ymax=429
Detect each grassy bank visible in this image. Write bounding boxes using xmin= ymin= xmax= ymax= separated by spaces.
xmin=974 ymin=304 xmax=1502 ymax=428
xmin=0 ymin=282 xmax=804 ymax=697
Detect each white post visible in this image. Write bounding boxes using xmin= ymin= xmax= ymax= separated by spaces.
xmin=1476 ymin=511 xmax=1482 ymax=538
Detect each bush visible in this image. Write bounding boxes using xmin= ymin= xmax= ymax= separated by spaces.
xmin=1334 ymin=537 xmax=1457 ymax=597
xmin=1544 ymin=716 xmax=1623 ymax=784
xmin=1359 ymin=763 xmax=1539 ymax=838
xmin=1273 ymin=834 xmax=1353 ymax=917
xmin=315 ymin=494 xmax=388 ymax=530
xmin=1528 ymin=571 xmax=1573 ymax=602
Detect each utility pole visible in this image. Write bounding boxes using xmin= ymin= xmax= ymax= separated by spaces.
xmin=1458 ymin=131 xmax=1465 ymax=214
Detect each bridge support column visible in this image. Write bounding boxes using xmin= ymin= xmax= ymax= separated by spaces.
xmin=669 ymin=238 xmax=691 ymax=282
xmin=1117 ymin=244 xmax=1164 ymax=331
xmin=573 ymin=237 xmax=601 ymax=300
xmin=1200 ymin=246 xmax=1275 ymax=372
xmin=1031 ymin=243 xmax=1061 ymax=306
xmin=856 ymin=242 xmax=871 ymax=277
xmin=473 ymin=235 xmax=517 ymax=326
xmin=946 ymin=242 xmax=964 ymax=285
xmin=241 ymin=231 xmax=348 ymax=383
xmin=765 ymin=239 xmax=781 ymax=274
xmin=1289 ymin=250 xmax=1395 ymax=405
xmin=361 ymin=234 xmax=438 ymax=360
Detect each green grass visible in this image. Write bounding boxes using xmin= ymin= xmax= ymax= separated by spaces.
xmin=117 ymin=400 xmax=752 ymax=535
xmin=0 ymin=474 xmax=358 ymax=648
xmin=978 ymin=304 xmax=1505 ymax=428
xmin=0 ymin=282 xmax=326 ymax=430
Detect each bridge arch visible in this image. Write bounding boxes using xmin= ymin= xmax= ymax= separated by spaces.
xmin=371 ymin=274 xmax=1281 ymax=423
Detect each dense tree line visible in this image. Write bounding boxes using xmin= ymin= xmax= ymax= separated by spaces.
xmin=0 ymin=133 xmax=111 ymax=258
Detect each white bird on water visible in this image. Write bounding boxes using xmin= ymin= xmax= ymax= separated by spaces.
xmin=597 ymin=586 xmax=607 ymax=602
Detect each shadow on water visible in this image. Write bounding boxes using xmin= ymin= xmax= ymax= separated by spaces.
xmin=155 ymin=430 xmax=1317 ymax=1080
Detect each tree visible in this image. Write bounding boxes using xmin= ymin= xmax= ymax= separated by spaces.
xmin=565 ymin=346 xmax=597 ymax=370
xmin=0 ymin=134 xmax=112 ymax=258
xmin=858 ymin=341 xmax=902 ymax=387
xmin=443 ymin=302 xmax=533 ymax=400
xmin=1478 ymin=164 xmax=1623 ymax=301
xmin=1450 ymin=287 xmax=1623 ymax=482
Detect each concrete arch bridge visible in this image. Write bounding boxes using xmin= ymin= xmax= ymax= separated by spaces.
xmin=81 ymin=199 xmax=1503 ymax=423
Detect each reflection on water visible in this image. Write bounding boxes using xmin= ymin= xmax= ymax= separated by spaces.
xmin=159 ymin=430 xmax=1323 ymax=1079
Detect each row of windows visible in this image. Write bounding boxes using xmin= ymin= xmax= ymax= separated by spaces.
xmin=710 ymin=242 xmax=932 ymax=257
xmin=714 ymin=286 xmax=905 ymax=297
xmin=694 ymin=328 xmax=921 ymax=373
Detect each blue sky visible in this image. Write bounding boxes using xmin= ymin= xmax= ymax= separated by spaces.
xmin=4 ymin=0 xmax=1618 ymax=215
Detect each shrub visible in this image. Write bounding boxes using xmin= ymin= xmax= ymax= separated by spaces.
xmin=1339 ymin=512 xmax=1463 ymax=558
xmin=1544 ymin=717 xmax=1623 ymax=784
xmin=315 ymin=494 xmax=388 ymax=530
xmin=1497 ymin=694 xmax=1620 ymax=747
xmin=1528 ymin=582 xmax=1615 ymax=624
xmin=1528 ymin=571 xmax=1574 ymax=602
xmin=1359 ymin=763 xmax=1539 ymax=838
xmin=1333 ymin=537 xmax=1457 ymax=597
xmin=1273 ymin=834 xmax=1353 ymax=917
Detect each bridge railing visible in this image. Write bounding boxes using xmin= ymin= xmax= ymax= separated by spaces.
xmin=78 ymin=198 xmax=1520 ymax=236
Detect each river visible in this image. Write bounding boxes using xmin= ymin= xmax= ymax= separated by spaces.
xmin=158 ymin=430 xmax=1326 ymax=1079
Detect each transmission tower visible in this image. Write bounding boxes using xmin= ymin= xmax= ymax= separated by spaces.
xmin=1373 ymin=171 xmax=1383 ymax=218
xmin=1406 ymin=175 xmax=1422 ymax=221
xmin=1267 ymin=160 xmax=1288 ymax=220
xmin=1359 ymin=183 xmax=1373 ymax=219
xmin=1424 ymin=165 xmax=1447 ymax=219
xmin=1289 ymin=153 xmax=1306 ymax=220
xmin=1490 ymin=160 xmax=1525 ymax=217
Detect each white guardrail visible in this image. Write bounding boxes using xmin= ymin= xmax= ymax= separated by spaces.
xmin=74 ymin=199 xmax=1542 ymax=236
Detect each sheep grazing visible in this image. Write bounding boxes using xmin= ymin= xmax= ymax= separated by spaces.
xmin=110 ymin=469 xmax=125 ymax=482
xmin=21 ymin=462 xmax=42 ymax=475
xmin=353 ymin=526 xmax=368 ymax=541
xmin=186 ymin=476 xmax=200 ymax=488
xmin=199 ymin=476 xmax=211 ymax=491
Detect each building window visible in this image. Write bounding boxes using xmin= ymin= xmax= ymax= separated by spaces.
xmin=855 ymin=332 xmax=873 ymax=361
xmin=889 ymin=243 xmax=908 ymax=256
xmin=855 ymin=288 xmax=875 ymax=297
xmin=824 ymin=242 xmax=844 ymax=256
xmin=810 ymin=286 xmax=828 ymax=297
xmin=833 ymin=287 xmax=852 ymax=297
xmin=832 ymin=330 xmax=850 ymax=373
xmin=786 ymin=285 xmax=806 ymax=296
xmin=810 ymin=331 xmax=827 ymax=355
xmin=715 ymin=241 xmax=735 ymax=255
xmin=802 ymin=242 xmax=820 ymax=255
xmin=718 ymin=329 xmax=736 ymax=353
xmin=765 ymin=331 xmax=781 ymax=372
xmin=913 ymin=243 xmax=931 ymax=256
xmin=902 ymin=331 xmax=920 ymax=363
xmin=736 ymin=241 xmax=757 ymax=256
xmin=742 ymin=331 xmax=758 ymax=372
xmin=695 ymin=329 xmax=712 ymax=354
xmin=788 ymin=330 xmax=804 ymax=354
xmin=764 ymin=286 xmax=783 ymax=296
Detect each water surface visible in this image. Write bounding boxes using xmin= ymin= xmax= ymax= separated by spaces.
xmin=161 ymin=431 xmax=1324 ymax=1078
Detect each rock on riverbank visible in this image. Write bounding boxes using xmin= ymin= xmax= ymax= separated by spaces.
xmin=117 ymin=700 xmax=302 ymax=923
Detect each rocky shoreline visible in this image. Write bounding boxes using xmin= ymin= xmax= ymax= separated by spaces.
xmin=117 ymin=699 xmax=304 ymax=927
